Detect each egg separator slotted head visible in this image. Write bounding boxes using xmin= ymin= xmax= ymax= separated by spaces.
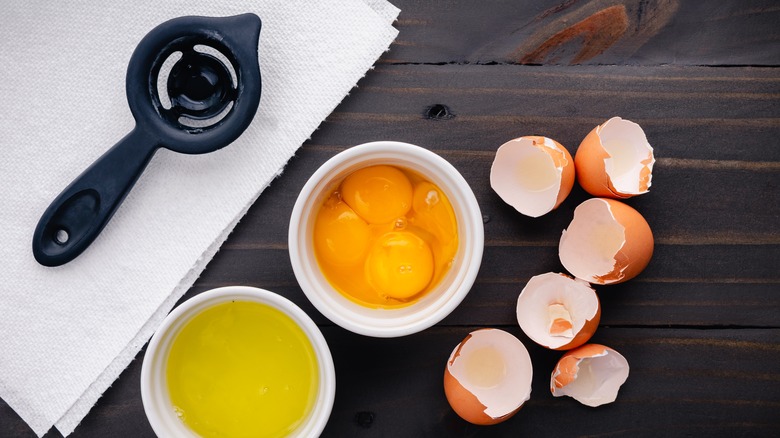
xmin=32 ymin=14 xmax=262 ymax=267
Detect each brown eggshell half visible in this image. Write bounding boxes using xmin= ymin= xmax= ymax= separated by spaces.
xmin=490 ymin=136 xmax=575 ymax=218
xmin=443 ymin=329 xmax=532 ymax=425
xmin=559 ymin=198 xmax=654 ymax=285
xmin=516 ymin=272 xmax=601 ymax=350
xmin=575 ymin=117 xmax=655 ymax=199
xmin=551 ymin=343 xmax=629 ymax=407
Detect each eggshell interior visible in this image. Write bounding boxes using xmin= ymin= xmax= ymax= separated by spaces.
xmin=516 ymin=273 xmax=601 ymax=350
xmin=550 ymin=344 xmax=629 ymax=407
xmin=575 ymin=117 xmax=655 ymax=198
xmin=559 ymin=198 xmax=653 ymax=285
xmin=490 ymin=136 xmax=575 ymax=218
xmin=444 ymin=329 xmax=532 ymax=425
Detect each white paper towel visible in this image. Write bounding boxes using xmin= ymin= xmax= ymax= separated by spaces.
xmin=0 ymin=0 xmax=399 ymax=436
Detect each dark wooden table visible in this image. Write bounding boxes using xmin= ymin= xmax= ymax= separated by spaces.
xmin=3 ymin=1 xmax=779 ymax=436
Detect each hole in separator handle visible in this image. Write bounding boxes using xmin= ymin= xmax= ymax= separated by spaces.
xmin=54 ymin=229 xmax=69 ymax=245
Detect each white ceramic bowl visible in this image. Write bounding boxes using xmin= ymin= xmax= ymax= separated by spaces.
xmin=289 ymin=141 xmax=484 ymax=337
xmin=140 ymin=286 xmax=335 ymax=437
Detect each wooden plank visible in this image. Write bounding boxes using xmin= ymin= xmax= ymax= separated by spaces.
xmin=387 ymin=0 xmax=780 ymax=66
xmin=328 ymin=65 xmax=780 ymax=161
xmin=4 ymin=327 xmax=774 ymax=437
xmin=201 ymin=242 xmax=780 ymax=290
xmin=443 ymin=281 xmax=780 ymax=327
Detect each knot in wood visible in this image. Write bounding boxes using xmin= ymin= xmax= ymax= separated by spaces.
xmin=354 ymin=411 xmax=375 ymax=428
xmin=425 ymin=104 xmax=455 ymax=120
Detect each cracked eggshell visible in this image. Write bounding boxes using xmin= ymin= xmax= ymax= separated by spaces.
xmin=443 ymin=328 xmax=533 ymax=425
xmin=490 ymin=136 xmax=575 ymax=218
xmin=575 ymin=117 xmax=655 ymax=199
xmin=516 ymin=272 xmax=600 ymax=350
xmin=559 ymin=198 xmax=653 ymax=285
xmin=551 ymin=343 xmax=629 ymax=407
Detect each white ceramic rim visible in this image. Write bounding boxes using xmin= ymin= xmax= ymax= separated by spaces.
xmin=289 ymin=141 xmax=484 ymax=337
xmin=140 ymin=286 xmax=336 ymax=437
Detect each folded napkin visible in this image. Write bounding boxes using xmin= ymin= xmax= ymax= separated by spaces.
xmin=0 ymin=1 xmax=398 ymax=435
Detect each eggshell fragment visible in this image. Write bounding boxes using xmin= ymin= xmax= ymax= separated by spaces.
xmin=575 ymin=117 xmax=655 ymax=198
xmin=516 ymin=273 xmax=601 ymax=350
xmin=444 ymin=329 xmax=533 ymax=425
xmin=551 ymin=344 xmax=629 ymax=407
xmin=559 ymin=198 xmax=653 ymax=285
xmin=490 ymin=136 xmax=575 ymax=217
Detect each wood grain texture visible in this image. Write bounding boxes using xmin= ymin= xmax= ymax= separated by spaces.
xmin=387 ymin=0 xmax=780 ymax=65
xmin=2 ymin=1 xmax=779 ymax=437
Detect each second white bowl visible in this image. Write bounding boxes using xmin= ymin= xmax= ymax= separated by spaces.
xmin=140 ymin=286 xmax=335 ymax=437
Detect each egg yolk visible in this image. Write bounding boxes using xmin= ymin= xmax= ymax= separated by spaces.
xmin=341 ymin=165 xmax=413 ymax=224
xmin=313 ymin=165 xmax=458 ymax=308
xmin=314 ymin=193 xmax=371 ymax=267
xmin=366 ymin=231 xmax=434 ymax=299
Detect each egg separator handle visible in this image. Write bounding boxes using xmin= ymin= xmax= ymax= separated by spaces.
xmin=32 ymin=14 xmax=262 ymax=267
xmin=32 ymin=128 xmax=158 ymax=267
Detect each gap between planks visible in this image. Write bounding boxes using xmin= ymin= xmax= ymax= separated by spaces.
xmin=325 ymin=112 xmax=780 ymax=128
xmin=476 ymin=277 xmax=779 ymax=285
xmin=371 ymin=64 xmax=780 ymax=82
xmin=357 ymin=85 xmax=780 ymax=101
xmin=221 ymin=238 xmax=780 ymax=250
xmin=222 ymin=231 xmax=780 ymax=250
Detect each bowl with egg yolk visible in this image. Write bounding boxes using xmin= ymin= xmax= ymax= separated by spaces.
xmin=289 ymin=141 xmax=484 ymax=337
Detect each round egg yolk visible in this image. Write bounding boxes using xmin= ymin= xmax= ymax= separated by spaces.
xmin=313 ymin=196 xmax=371 ymax=267
xmin=365 ymin=231 xmax=434 ymax=300
xmin=341 ymin=165 xmax=413 ymax=224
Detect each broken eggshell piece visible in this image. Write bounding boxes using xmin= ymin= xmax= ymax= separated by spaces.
xmin=551 ymin=343 xmax=629 ymax=407
xmin=575 ymin=117 xmax=655 ymax=198
xmin=559 ymin=198 xmax=653 ymax=285
xmin=516 ymin=272 xmax=600 ymax=350
xmin=490 ymin=136 xmax=575 ymax=218
xmin=444 ymin=328 xmax=533 ymax=425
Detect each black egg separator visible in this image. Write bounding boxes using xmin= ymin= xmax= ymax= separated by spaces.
xmin=32 ymin=14 xmax=262 ymax=267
